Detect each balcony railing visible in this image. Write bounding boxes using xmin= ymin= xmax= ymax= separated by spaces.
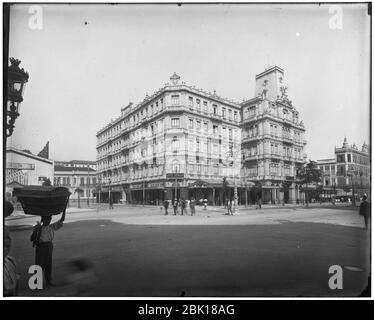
xmin=244 ymin=155 xmax=258 ymax=161
xmin=211 ymin=113 xmax=222 ymax=120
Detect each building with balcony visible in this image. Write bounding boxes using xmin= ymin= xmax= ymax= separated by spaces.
xmin=241 ymin=66 xmax=307 ymax=204
xmin=316 ymin=138 xmax=370 ymax=200
xmin=335 ymin=138 xmax=370 ymax=199
xmin=96 ymin=72 xmax=242 ymax=204
xmin=54 ymin=160 xmax=97 ymax=202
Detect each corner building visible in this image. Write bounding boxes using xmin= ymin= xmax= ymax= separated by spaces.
xmin=96 ymin=73 xmax=242 ymax=204
xmin=241 ymin=66 xmax=307 ymax=204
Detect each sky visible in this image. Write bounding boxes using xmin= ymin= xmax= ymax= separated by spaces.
xmin=7 ymin=3 xmax=370 ymax=162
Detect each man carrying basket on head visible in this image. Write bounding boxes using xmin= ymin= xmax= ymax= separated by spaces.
xmin=30 ymin=209 xmax=66 ymax=287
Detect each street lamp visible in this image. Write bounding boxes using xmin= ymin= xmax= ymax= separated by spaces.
xmin=6 ymin=58 xmax=29 ymax=137
xmin=171 ymin=161 xmax=180 ymax=201
xmin=86 ymin=163 xmax=90 ymax=206
xmin=97 ymin=175 xmax=102 ymax=211
xmin=225 ymin=146 xmax=240 ymax=215
xmin=347 ymin=170 xmax=357 ymax=206
xmin=108 ymin=178 xmax=112 ymax=208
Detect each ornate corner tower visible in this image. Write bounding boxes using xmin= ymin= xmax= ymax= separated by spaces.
xmin=241 ymin=65 xmax=307 ymax=204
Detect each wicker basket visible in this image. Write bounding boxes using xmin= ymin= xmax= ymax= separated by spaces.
xmin=13 ymin=186 xmax=71 ymax=216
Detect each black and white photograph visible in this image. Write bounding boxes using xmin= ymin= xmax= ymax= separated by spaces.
xmin=3 ymin=1 xmax=371 ymax=299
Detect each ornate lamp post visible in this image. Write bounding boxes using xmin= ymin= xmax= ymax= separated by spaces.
xmin=6 ymin=58 xmax=29 ymax=137
xmin=347 ymin=169 xmax=357 ymax=206
xmin=86 ymin=163 xmax=90 ymax=206
xmin=108 ymin=178 xmax=112 ymax=208
xmin=225 ymin=144 xmax=240 ymax=215
xmin=98 ymin=175 xmax=102 ymax=204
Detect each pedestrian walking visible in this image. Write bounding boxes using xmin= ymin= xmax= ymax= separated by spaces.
xmin=190 ymin=197 xmax=196 ymax=216
xmin=359 ymin=195 xmax=371 ymax=230
xmin=227 ymin=200 xmax=233 ymax=215
xmin=181 ymin=198 xmax=187 ymax=215
xmin=30 ymin=209 xmax=66 ymax=287
xmin=173 ymin=198 xmax=179 ymax=215
xmin=163 ymin=199 xmax=169 ymax=215
xmin=65 ymin=258 xmax=97 ymax=296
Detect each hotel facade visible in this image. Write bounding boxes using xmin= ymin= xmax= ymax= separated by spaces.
xmin=96 ymin=73 xmax=242 ymax=205
xmin=96 ymin=67 xmax=307 ymax=205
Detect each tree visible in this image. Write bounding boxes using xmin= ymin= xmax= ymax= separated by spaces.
xmin=296 ymin=160 xmax=322 ymax=207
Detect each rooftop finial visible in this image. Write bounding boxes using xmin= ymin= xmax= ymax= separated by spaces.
xmin=170 ymin=72 xmax=180 ymax=85
xmin=343 ymin=136 xmax=349 ymax=148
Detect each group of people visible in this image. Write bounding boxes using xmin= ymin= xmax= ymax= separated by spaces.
xmin=163 ymin=198 xmax=197 ymax=216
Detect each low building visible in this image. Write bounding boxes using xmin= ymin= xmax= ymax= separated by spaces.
xmin=6 ymin=146 xmax=54 ymax=195
xmin=53 ymin=160 xmax=97 ymax=203
xmin=316 ymin=158 xmax=337 ymax=200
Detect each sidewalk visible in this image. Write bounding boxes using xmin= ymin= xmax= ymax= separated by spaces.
xmin=6 ymin=207 xmax=96 ymax=221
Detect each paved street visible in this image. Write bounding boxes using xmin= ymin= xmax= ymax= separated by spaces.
xmin=6 ymin=205 xmax=370 ymax=297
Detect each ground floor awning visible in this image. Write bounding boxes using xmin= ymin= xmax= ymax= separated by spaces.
xmin=188 ymin=179 xmax=223 ymax=188
xmin=189 ymin=179 xmax=255 ymax=188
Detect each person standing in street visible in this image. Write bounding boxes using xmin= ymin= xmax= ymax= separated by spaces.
xmin=31 ymin=210 xmax=66 ymax=287
xmin=257 ymin=197 xmax=262 ymax=209
xmin=359 ymin=195 xmax=371 ymax=230
xmin=173 ymin=198 xmax=179 ymax=215
xmin=181 ymin=198 xmax=186 ymax=215
xmin=163 ymin=199 xmax=169 ymax=215
xmin=190 ymin=197 xmax=196 ymax=216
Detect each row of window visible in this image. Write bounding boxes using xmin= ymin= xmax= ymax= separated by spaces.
xmin=188 ymin=96 xmax=239 ymax=121
xmin=100 ymin=93 xmax=241 ymax=145
xmin=98 ymin=98 xmax=165 ymax=145
xmin=54 ymin=176 xmax=97 ymax=185
xmin=244 ymin=164 xmax=293 ymax=177
xmin=337 ymin=153 xmax=370 ymax=166
xmin=244 ymin=104 xmax=300 ymax=122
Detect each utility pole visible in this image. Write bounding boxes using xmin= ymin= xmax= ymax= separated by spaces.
xmin=245 ymin=183 xmax=248 ymax=208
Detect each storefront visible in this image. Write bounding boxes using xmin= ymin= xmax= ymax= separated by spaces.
xmin=100 ymin=185 xmax=123 ymax=203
